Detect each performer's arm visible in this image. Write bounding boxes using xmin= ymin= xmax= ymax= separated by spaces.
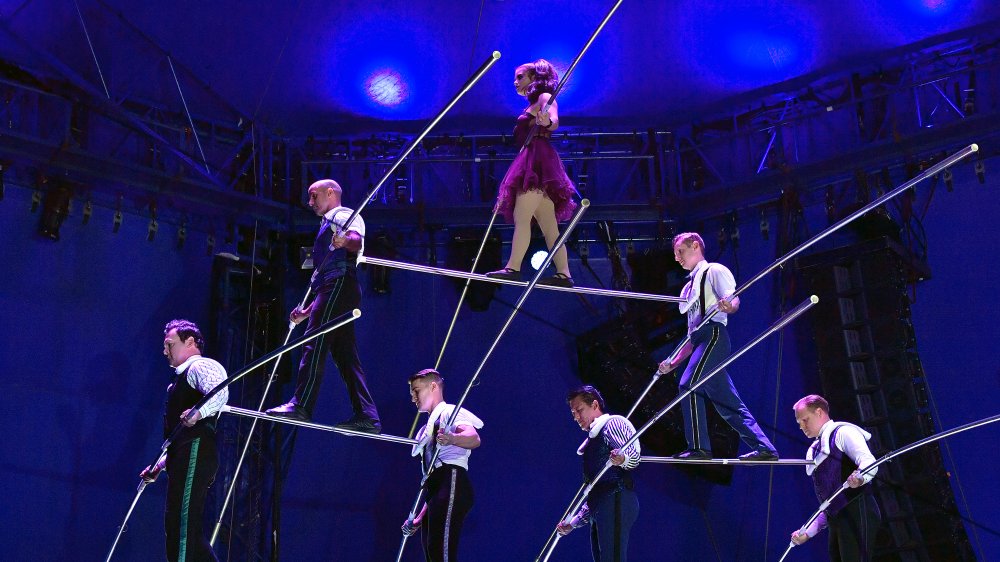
xmin=437 ymin=424 xmax=481 ymax=450
xmin=710 ymin=264 xmax=740 ymax=314
xmin=186 ymin=360 xmax=229 ymax=420
xmin=837 ymin=427 xmax=877 ymax=485
xmin=331 ymin=211 xmax=365 ymax=253
xmin=659 ymin=341 xmax=694 ymax=374
xmin=402 ymin=503 xmax=428 ymax=535
xmin=557 ymin=502 xmax=590 ymax=535
xmin=332 ymin=230 xmax=362 ymax=253
xmin=536 ymin=93 xmax=559 ymax=131
xmin=791 ymin=511 xmax=827 ymax=544
xmin=140 ymin=455 xmax=167 ymax=482
xmin=604 ymin=417 xmax=641 ymax=470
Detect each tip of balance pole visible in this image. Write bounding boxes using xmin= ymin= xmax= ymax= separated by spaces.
xmin=492 ymin=50 xmax=501 ymax=59
xmin=351 ymin=308 xmax=362 ymax=318
xmin=809 ymin=295 xmax=820 ymax=304
xmin=356 ymin=255 xmax=367 ymax=264
xmin=970 ymin=143 xmax=979 ymax=152
xmin=580 ymin=198 xmax=591 ymax=207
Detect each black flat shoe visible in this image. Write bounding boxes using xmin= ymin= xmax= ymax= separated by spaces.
xmin=485 ymin=267 xmax=520 ymax=281
xmin=671 ymin=449 xmax=712 ymax=460
xmin=738 ymin=450 xmax=779 ymax=461
xmin=334 ymin=417 xmax=383 ymax=435
xmin=538 ymin=272 xmax=574 ymax=288
xmin=265 ymin=402 xmax=310 ymax=422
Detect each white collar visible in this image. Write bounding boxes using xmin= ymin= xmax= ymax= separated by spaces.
xmin=689 ymin=260 xmax=709 ymax=279
xmin=174 ymin=354 xmax=203 ymax=374
xmin=426 ymin=401 xmax=450 ymax=427
xmin=588 ymin=413 xmax=612 ymax=438
xmin=322 ymin=206 xmax=349 ymax=223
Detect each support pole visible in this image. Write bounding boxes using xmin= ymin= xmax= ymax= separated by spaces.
xmin=626 ymin=143 xmax=979 ymax=419
xmin=537 ymin=296 xmax=818 ymax=561
xmin=209 ymin=289 xmax=312 ymax=546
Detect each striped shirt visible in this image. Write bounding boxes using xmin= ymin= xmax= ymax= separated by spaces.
xmin=577 ymin=413 xmax=641 ymax=470
xmin=174 ymin=355 xmax=228 ymax=419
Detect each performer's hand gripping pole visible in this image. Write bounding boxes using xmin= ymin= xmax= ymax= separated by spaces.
xmin=104 ymin=309 xmax=360 ymax=562
xmin=396 ymin=201 xmax=591 ymax=561
xmin=626 ymin=143 xmax=980 ymax=419
xmin=778 ymin=412 xmax=1000 ymax=562
xmin=537 ymin=296 xmax=819 ymax=562
xmin=209 ymin=288 xmax=313 ymax=546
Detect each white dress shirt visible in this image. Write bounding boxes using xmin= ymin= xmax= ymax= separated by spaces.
xmin=678 ymin=259 xmax=736 ymax=332
xmin=411 ymin=401 xmax=484 ymax=471
xmin=322 ymin=206 xmax=365 ymax=256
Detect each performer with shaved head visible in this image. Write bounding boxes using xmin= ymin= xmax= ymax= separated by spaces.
xmin=266 ymin=178 xmax=381 ymax=433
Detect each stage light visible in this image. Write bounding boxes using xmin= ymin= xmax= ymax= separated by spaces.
xmin=38 ymin=183 xmax=72 ymax=240
xmin=206 ymin=234 xmax=216 ymax=256
xmin=365 ymin=69 xmax=408 ymax=108
xmin=0 ymin=164 xmax=5 ymax=201
xmin=760 ymin=211 xmax=769 ymax=241
xmin=31 ymin=190 xmax=41 ymax=212
xmin=82 ymin=200 xmax=92 ymax=225
xmin=530 ymin=250 xmax=549 ymax=271
xmin=942 ymin=169 xmax=953 ymax=192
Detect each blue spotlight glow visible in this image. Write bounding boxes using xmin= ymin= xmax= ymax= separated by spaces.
xmin=365 ymin=69 xmax=408 ymax=107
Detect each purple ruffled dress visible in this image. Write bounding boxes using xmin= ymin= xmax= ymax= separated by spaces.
xmin=494 ymin=111 xmax=577 ymax=223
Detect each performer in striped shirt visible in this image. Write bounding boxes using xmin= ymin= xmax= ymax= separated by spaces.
xmin=557 ymin=385 xmax=640 ymax=562
xmin=140 ymin=319 xmax=228 ymax=562
xmin=402 ymin=369 xmax=483 ymax=562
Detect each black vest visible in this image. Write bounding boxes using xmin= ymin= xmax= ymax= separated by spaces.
xmin=310 ymin=221 xmax=357 ymax=293
xmin=582 ymin=420 xmax=633 ymax=500
xmin=163 ymin=363 xmax=217 ymax=447
xmin=811 ymin=425 xmax=868 ymax=517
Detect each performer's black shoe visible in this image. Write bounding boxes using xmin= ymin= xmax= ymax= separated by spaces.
xmin=485 ymin=267 xmax=520 ymax=281
xmin=738 ymin=450 xmax=779 ymax=461
xmin=672 ymin=449 xmax=712 ymax=460
xmin=538 ymin=273 xmax=575 ymax=288
xmin=265 ymin=402 xmax=310 ymax=422
xmin=334 ymin=416 xmax=382 ymax=435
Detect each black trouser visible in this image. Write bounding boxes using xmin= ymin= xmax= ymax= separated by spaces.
xmin=589 ymin=486 xmax=639 ymax=562
xmin=678 ymin=322 xmax=775 ymax=454
xmin=829 ymin=494 xmax=881 ymax=562
xmin=295 ymin=271 xmax=379 ymax=422
xmin=165 ymin=437 xmax=219 ymax=562
xmin=421 ymin=465 xmax=474 ymax=562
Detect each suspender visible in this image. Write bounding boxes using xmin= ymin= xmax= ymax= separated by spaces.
xmin=699 ymin=265 xmax=710 ymax=319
